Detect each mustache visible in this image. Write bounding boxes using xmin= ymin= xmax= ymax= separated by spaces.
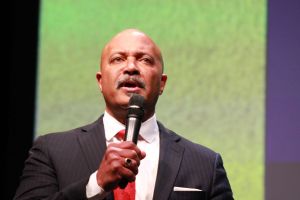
xmin=116 ymin=75 xmax=146 ymax=89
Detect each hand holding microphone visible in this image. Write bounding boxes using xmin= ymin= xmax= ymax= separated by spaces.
xmin=118 ymin=94 xmax=145 ymax=188
xmin=96 ymin=94 xmax=146 ymax=191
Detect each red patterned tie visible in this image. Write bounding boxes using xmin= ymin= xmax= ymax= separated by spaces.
xmin=113 ymin=182 xmax=135 ymax=200
xmin=114 ymin=130 xmax=136 ymax=200
xmin=116 ymin=129 xmax=126 ymax=141
xmin=116 ymin=129 xmax=142 ymax=141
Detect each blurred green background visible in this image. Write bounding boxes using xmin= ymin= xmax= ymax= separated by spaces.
xmin=37 ymin=0 xmax=266 ymax=199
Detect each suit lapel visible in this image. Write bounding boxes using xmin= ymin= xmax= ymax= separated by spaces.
xmin=77 ymin=116 xmax=116 ymax=200
xmin=76 ymin=118 xmax=184 ymax=200
xmin=77 ymin=116 xmax=107 ymax=173
xmin=153 ymin=122 xmax=184 ymax=200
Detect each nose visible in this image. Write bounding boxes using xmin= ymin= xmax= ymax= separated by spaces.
xmin=124 ymin=58 xmax=140 ymax=75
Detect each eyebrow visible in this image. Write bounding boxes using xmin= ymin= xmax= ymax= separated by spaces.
xmin=110 ymin=50 xmax=154 ymax=58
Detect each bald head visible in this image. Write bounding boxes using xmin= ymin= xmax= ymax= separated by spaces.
xmin=96 ymin=28 xmax=167 ymax=123
xmin=100 ymin=29 xmax=164 ymax=71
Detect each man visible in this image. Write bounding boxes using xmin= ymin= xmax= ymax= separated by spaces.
xmin=14 ymin=29 xmax=233 ymax=200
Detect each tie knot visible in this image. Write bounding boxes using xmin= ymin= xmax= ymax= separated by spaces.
xmin=116 ymin=129 xmax=126 ymax=141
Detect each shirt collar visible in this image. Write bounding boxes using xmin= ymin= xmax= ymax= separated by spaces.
xmin=103 ymin=110 xmax=158 ymax=143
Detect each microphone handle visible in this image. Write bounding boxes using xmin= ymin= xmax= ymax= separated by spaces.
xmin=125 ymin=117 xmax=141 ymax=144
xmin=119 ymin=117 xmax=142 ymax=188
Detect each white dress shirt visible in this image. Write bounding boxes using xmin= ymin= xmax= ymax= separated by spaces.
xmin=86 ymin=111 xmax=160 ymax=200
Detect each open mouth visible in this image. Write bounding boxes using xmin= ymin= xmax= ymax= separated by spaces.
xmin=117 ymin=80 xmax=142 ymax=94
xmin=122 ymin=80 xmax=140 ymax=88
xmin=118 ymin=78 xmax=145 ymax=89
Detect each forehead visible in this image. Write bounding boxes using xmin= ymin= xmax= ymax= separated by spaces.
xmin=104 ymin=31 xmax=160 ymax=57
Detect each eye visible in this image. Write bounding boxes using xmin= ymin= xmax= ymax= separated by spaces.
xmin=139 ymin=56 xmax=154 ymax=65
xmin=110 ymin=56 xmax=124 ymax=64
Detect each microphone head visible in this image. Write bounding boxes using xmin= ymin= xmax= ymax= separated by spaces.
xmin=127 ymin=94 xmax=144 ymax=119
xmin=129 ymin=93 xmax=145 ymax=108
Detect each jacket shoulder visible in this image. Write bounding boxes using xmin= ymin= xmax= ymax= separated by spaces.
xmin=36 ymin=116 xmax=103 ymax=141
xmin=157 ymin=121 xmax=218 ymax=158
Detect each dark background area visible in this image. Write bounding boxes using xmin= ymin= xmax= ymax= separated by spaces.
xmin=8 ymin=0 xmax=299 ymax=199
xmin=8 ymin=1 xmax=40 ymax=199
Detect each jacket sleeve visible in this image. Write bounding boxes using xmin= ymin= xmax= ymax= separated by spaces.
xmin=209 ymin=153 xmax=234 ymax=200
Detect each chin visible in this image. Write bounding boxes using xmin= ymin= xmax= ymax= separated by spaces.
xmin=116 ymin=90 xmax=145 ymax=104
xmin=117 ymin=95 xmax=131 ymax=106
xmin=127 ymin=92 xmax=140 ymax=97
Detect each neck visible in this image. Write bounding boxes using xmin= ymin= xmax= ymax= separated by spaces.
xmin=105 ymin=107 xmax=155 ymax=125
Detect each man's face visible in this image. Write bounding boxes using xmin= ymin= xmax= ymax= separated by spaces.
xmin=97 ymin=30 xmax=167 ymax=120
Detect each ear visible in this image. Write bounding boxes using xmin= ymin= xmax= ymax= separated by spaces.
xmin=159 ymin=74 xmax=168 ymax=95
xmin=96 ymin=72 xmax=103 ymax=92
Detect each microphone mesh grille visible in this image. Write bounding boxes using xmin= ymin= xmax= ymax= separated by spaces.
xmin=129 ymin=94 xmax=144 ymax=108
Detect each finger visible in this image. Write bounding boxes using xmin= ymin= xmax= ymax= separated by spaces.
xmin=118 ymin=141 xmax=146 ymax=160
xmin=119 ymin=149 xmax=139 ymax=164
xmin=123 ymin=158 xmax=139 ymax=175
xmin=118 ymin=165 xmax=137 ymax=182
xmin=110 ymin=141 xmax=144 ymax=159
xmin=106 ymin=142 xmax=145 ymax=169
xmin=140 ymin=150 xmax=146 ymax=159
xmin=105 ymin=148 xmax=139 ymax=174
xmin=106 ymin=145 xmax=138 ymax=162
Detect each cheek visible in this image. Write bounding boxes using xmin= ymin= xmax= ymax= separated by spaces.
xmin=101 ymin=73 xmax=117 ymax=92
xmin=146 ymin=75 xmax=162 ymax=91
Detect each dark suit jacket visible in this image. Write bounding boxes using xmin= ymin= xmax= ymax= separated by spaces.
xmin=14 ymin=116 xmax=233 ymax=200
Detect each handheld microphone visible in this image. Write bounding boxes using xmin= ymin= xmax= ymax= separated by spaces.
xmin=119 ymin=94 xmax=144 ymax=188
xmin=125 ymin=94 xmax=145 ymax=144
